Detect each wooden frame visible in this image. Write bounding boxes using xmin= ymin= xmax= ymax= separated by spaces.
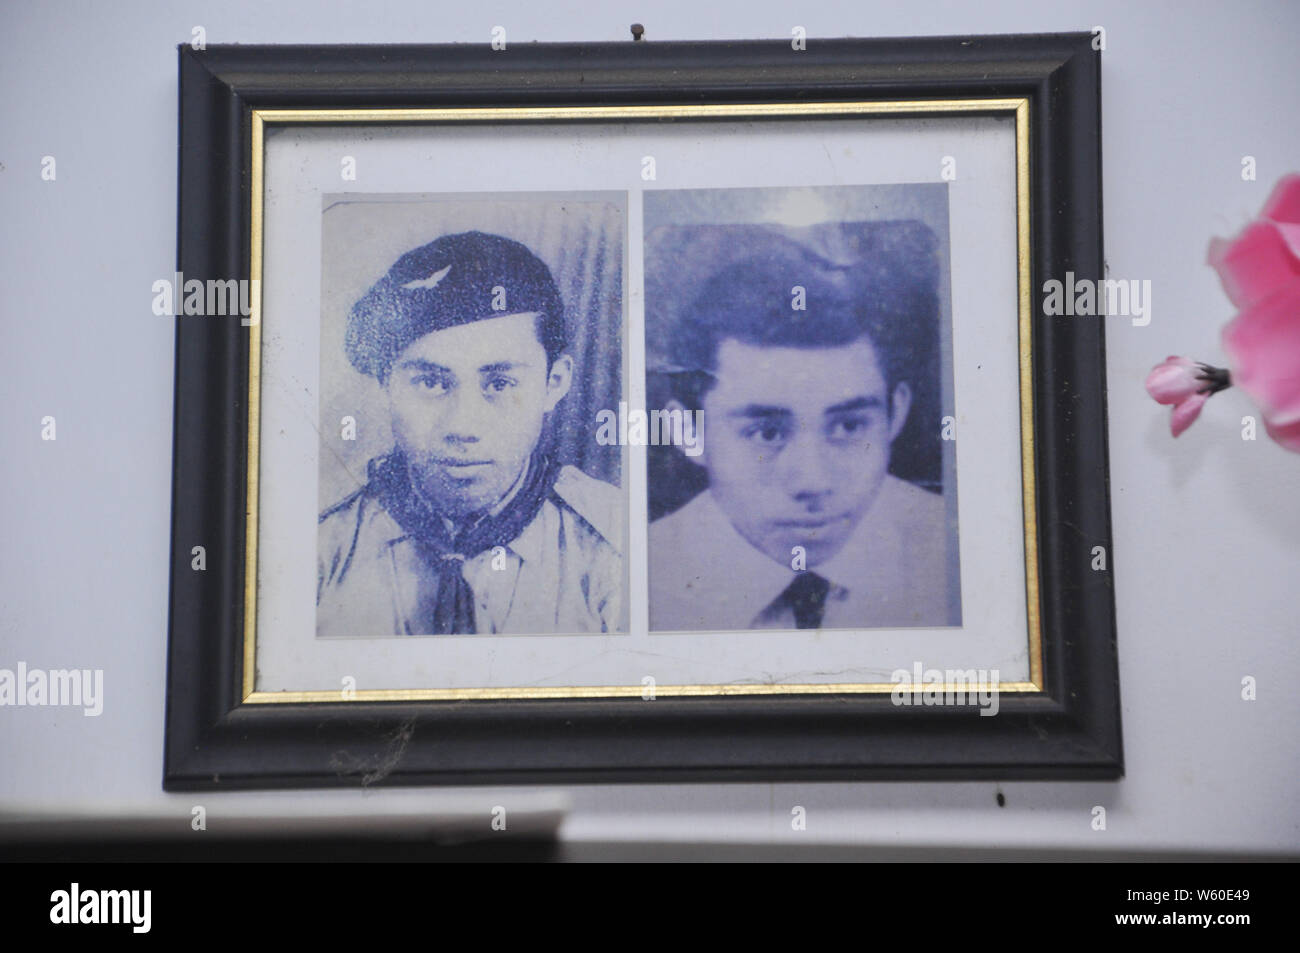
xmin=165 ymin=34 xmax=1120 ymax=788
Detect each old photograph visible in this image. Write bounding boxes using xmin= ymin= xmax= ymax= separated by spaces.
xmin=315 ymin=193 xmax=628 ymax=636
xmin=644 ymin=185 xmax=963 ymax=632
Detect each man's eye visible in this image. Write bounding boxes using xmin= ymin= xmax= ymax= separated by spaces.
xmin=413 ymin=375 xmax=451 ymax=395
xmin=743 ymin=423 xmax=789 ymax=445
xmin=827 ymin=416 xmax=873 ymax=441
xmin=485 ymin=376 xmax=517 ymax=394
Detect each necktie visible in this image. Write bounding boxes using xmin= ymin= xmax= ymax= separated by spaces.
xmin=774 ymin=572 xmax=831 ymax=629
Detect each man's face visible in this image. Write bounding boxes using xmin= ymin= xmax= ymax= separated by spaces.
xmin=386 ymin=311 xmax=571 ymax=518
xmin=696 ymin=336 xmax=911 ymax=568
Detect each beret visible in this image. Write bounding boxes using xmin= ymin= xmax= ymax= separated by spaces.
xmin=346 ymin=230 xmax=566 ymax=381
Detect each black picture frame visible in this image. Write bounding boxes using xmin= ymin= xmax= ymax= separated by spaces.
xmin=165 ymin=34 xmax=1120 ymax=789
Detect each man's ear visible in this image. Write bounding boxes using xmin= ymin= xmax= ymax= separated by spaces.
xmin=664 ymin=397 xmax=708 ymax=469
xmin=887 ymin=381 xmax=913 ymax=443
xmin=543 ymin=353 xmax=574 ymax=412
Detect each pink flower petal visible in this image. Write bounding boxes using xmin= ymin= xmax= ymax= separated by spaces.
xmin=1275 ymin=222 xmax=1300 ymax=262
xmin=1170 ymin=391 xmax=1209 ymax=438
xmin=1145 ymin=356 xmax=1201 ymax=405
xmin=1263 ymin=414 xmax=1300 ymax=454
xmin=1259 ymin=173 xmax=1300 ymax=226
xmin=1221 ymin=282 xmax=1300 ymax=424
xmin=1208 ymin=221 xmax=1300 ymax=310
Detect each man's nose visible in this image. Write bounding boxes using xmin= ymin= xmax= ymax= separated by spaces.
xmin=775 ymin=428 xmax=836 ymax=503
xmin=440 ymin=387 xmax=490 ymax=444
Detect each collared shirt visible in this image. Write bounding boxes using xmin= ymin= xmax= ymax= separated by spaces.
xmin=647 ymin=475 xmax=959 ymax=631
xmin=317 ymin=464 xmax=626 ymax=636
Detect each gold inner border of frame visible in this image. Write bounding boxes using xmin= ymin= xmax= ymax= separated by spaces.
xmin=241 ymin=98 xmax=1041 ymax=704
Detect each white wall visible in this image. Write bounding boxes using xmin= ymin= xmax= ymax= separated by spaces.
xmin=1 ymin=0 xmax=1297 ymax=854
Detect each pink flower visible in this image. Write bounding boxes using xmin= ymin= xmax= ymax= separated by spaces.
xmin=1209 ymin=173 xmax=1300 ymax=452
xmin=1146 ymin=356 xmax=1203 ymax=404
xmin=1145 ymin=356 xmax=1228 ymax=437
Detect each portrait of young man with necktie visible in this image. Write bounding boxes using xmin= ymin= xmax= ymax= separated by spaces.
xmin=316 ymin=229 xmax=625 ymax=636
xmin=647 ymin=226 xmax=960 ymax=632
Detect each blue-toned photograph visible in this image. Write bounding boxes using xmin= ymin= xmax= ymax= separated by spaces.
xmin=315 ymin=194 xmax=628 ymax=637
xmin=644 ymin=185 xmax=962 ymax=632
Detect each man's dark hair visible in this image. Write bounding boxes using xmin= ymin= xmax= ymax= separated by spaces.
xmin=346 ymin=230 xmax=567 ymax=384
xmin=666 ymin=225 xmax=939 ymax=414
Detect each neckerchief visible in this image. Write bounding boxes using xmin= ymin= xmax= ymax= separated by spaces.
xmin=368 ymin=449 xmax=560 ymax=634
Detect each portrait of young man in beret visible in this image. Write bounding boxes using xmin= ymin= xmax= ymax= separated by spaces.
xmin=647 ymin=225 xmax=960 ymax=632
xmin=316 ymin=230 xmax=625 ymax=636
